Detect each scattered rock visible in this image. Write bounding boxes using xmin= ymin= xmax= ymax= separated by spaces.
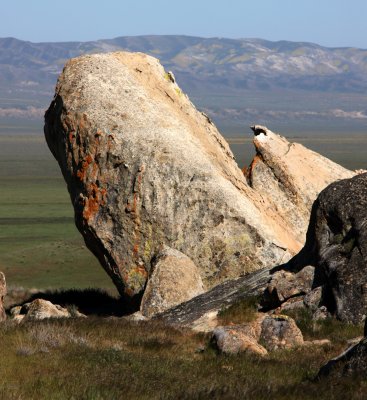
xmin=260 ymin=315 xmax=304 ymax=351
xmin=4 ymin=287 xmax=39 ymax=310
xmin=289 ymin=173 xmax=367 ymax=324
xmin=190 ymin=311 xmax=219 ymax=333
xmin=140 ymin=247 xmax=205 ymax=317
xmin=0 ymin=272 xmax=6 ymax=322
xmin=212 ymin=325 xmax=268 ymax=356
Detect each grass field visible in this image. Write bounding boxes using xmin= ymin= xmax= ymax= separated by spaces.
xmin=0 ymin=304 xmax=364 ymax=399
xmin=0 ymin=123 xmax=365 ymax=291
xmin=0 ymin=134 xmax=115 ymax=292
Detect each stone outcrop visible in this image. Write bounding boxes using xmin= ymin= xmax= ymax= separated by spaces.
xmin=140 ymin=247 xmax=204 ymax=317
xmin=0 ymin=272 xmax=6 ymax=322
xmin=44 ymin=52 xmax=354 ymax=299
xmin=247 ymin=125 xmax=354 ymax=244
xmin=288 ymin=173 xmax=367 ymax=324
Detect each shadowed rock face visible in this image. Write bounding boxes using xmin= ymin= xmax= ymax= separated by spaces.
xmin=44 ymin=52 xmax=353 ymax=299
xmin=290 ymin=173 xmax=367 ymax=324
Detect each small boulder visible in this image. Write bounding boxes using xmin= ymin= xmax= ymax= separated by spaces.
xmin=140 ymin=247 xmax=205 ymax=317
xmin=212 ymin=325 xmax=268 ymax=356
xmin=260 ymin=315 xmax=304 ymax=351
xmin=15 ymin=299 xmax=72 ymax=321
xmin=0 ymin=272 xmax=6 ymax=322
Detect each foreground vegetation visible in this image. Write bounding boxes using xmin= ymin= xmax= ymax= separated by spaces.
xmin=0 ymin=306 xmax=365 ymax=400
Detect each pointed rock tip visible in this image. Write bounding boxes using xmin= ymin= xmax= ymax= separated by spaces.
xmin=250 ymin=125 xmax=270 ymax=136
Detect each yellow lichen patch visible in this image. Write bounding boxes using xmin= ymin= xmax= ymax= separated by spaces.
xmin=124 ymin=266 xmax=148 ymax=295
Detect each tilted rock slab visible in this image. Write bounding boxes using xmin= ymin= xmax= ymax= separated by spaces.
xmin=44 ymin=53 xmax=352 ymax=298
xmin=247 ymin=125 xmax=354 ymax=244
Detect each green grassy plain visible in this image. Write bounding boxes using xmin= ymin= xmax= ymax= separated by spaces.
xmin=0 ymin=133 xmax=115 ymax=291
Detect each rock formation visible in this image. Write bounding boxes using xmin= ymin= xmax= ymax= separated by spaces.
xmin=157 ymin=268 xmax=271 ymax=329
xmin=286 ymin=173 xmax=367 ymax=324
xmin=44 ymin=51 xmax=354 ymax=300
xmin=0 ymin=272 xmax=6 ymax=322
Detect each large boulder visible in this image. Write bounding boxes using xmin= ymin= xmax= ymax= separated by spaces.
xmin=0 ymin=272 xmax=6 ymax=322
xmin=44 ymin=52 xmax=353 ymax=299
xmin=289 ymin=173 xmax=367 ymax=323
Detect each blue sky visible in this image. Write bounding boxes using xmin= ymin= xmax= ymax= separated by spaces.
xmin=2 ymin=0 xmax=367 ymax=48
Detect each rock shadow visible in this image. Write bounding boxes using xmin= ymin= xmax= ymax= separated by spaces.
xmin=10 ymin=288 xmax=139 ymax=317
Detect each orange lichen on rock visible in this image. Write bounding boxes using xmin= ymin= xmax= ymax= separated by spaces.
xmin=76 ymin=154 xmax=94 ymax=181
xmin=82 ymin=182 xmax=107 ymax=221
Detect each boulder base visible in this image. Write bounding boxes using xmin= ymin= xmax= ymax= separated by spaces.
xmin=140 ymin=247 xmax=204 ymax=317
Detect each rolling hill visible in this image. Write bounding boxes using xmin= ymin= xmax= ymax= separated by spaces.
xmin=1 ymin=35 xmax=366 ymax=131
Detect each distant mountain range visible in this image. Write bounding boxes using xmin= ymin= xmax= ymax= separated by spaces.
xmin=1 ymin=35 xmax=367 ymax=129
